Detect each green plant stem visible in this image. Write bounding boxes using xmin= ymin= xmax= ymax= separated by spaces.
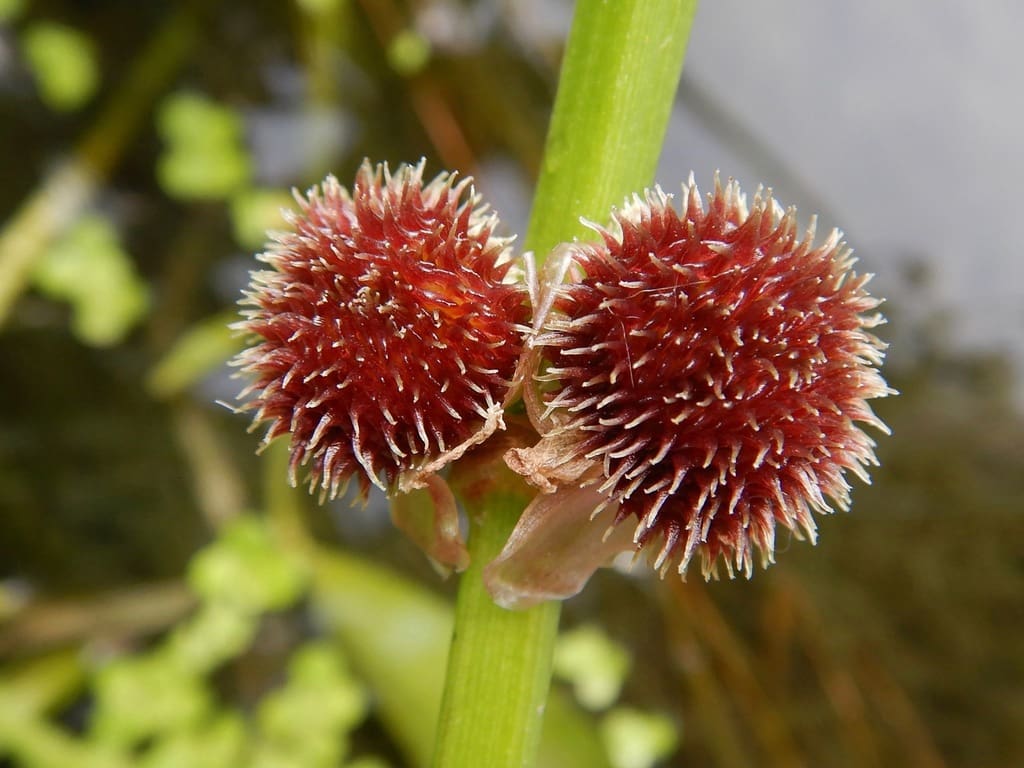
xmin=432 ymin=475 xmax=559 ymax=767
xmin=431 ymin=2 xmax=697 ymax=767
xmin=526 ymin=0 xmax=699 ymax=262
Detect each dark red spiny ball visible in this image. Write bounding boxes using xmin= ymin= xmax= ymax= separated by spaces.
xmin=234 ymin=160 xmax=528 ymax=499
xmin=521 ymin=177 xmax=891 ymax=579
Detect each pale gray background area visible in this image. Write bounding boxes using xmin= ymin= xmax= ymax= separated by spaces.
xmin=484 ymin=1 xmax=1023 ymax=402
xmin=662 ymin=0 xmax=1023 ymax=399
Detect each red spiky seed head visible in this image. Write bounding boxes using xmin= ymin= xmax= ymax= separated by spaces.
xmin=496 ymin=176 xmax=892 ymax=598
xmin=234 ymin=160 xmax=528 ymax=500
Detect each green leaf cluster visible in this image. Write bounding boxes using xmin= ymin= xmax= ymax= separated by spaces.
xmin=553 ymin=625 xmax=678 ymax=768
xmin=599 ymin=709 xmax=678 ymax=768
xmin=554 ymin=624 xmax=631 ymax=711
xmin=157 ymin=92 xmax=252 ymax=200
xmin=146 ymin=311 xmax=246 ymax=399
xmin=32 ymin=214 xmax=149 ymax=346
xmin=0 ymin=517 xmax=380 ymax=768
xmin=188 ymin=516 xmax=308 ymax=614
xmin=229 ymin=188 xmax=294 ymax=250
xmin=22 ymin=21 xmax=99 ymax=111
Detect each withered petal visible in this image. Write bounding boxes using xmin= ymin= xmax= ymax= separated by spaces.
xmin=390 ymin=474 xmax=470 ymax=574
xmin=484 ymin=485 xmax=635 ymax=609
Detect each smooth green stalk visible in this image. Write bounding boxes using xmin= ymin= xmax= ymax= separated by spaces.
xmin=526 ymin=0 xmax=699 ymax=261
xmin=432 ymin=2 xmax=697 ymax=767
xmin=432 ymin=470 xmax=559 ymax=767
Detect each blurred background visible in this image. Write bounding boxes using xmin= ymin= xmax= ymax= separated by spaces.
xmin=1 ymin=1 xmax=1021 ymax=767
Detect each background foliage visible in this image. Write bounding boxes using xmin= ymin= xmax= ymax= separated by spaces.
xmin=1 ymin=2 xmax=1021 ymax=767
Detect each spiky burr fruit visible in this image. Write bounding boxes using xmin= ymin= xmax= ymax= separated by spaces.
xmin=486 ymin=176 xmax=893 ymax=607
xmin=233 ymin=160 xmax=528 ymax=567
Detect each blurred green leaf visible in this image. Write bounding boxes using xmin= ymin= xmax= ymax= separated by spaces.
xmin=141 ymin=714 xmax=245 ymax=768
xmin=90 ymin=651 xmax=212 ymax=748
xmin=387 ymin=30 xmax=431 ymax=76
xmin=312 ymin=550 xmax=612 ymax=768
xmin=165 ymin=602 xmax=257 ymax=674
xmin=0 ymin=652 xmax=84 ymax=727
xmin=254 ymin=642 xmax=367 ymax=767
xmin=158 ymin=91 xmax=244 ymax=147
xmin=0 ymin=0 xmax=26 ymax=23
xmin=32 ymin=214 xmax=149 ymax=346
xmin=229 ymin=188 xmax=294 ymax=250
xmin=188 ymin=516 xmax=308 ymax=614
xmin=600 ymin=708 xmax=679 ymax=768
xmin=156 ymin=92 xmax=251 ymax=200
xmin=0 ymin=718 xmax=129 ymax=768
xmin=554 ymin=624 xmax=631 ymax=711
xmin=248 ymin=745 xmax=308 ymax=768
xmin=312 ymin=551 xmax=451 ymax=768
xmin=147 ymin=311 xmax=244 ymax=399
xmin=345 ymin=758 xmax=392 ymax=768
xmin=295 ymin=0 xmax=344 ymax=16
xmin=22 ymin=22 xmax=99 ymax=111
xmin=158 ymin=147 xmax=251 ymax=201
xmin=539 ymin=691 xmax=614 ymax=768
